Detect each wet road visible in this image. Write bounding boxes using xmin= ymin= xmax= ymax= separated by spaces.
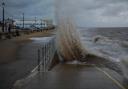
xmin=15 ymin=64 xmax=124 ymax=89
xmin=0 ymin=37 xmax=53 ymax=89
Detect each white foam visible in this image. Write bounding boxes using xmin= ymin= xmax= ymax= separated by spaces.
xmin=80 ymin=32 xmax=128 ymax=62
xmin=30 ymin=37 xmax=53 ymax=42
xmin=66 ymin=60 xmax=86 ymax=64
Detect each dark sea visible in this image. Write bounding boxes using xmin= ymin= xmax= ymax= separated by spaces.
xmin=79 ymin=27 xmax=128 ymax=62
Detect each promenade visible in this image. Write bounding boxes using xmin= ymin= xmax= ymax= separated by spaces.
xmin=0 ymin=30 xmax=55 ymax=89
xmin=13 ymin=63 xmax=126 ymax=89
xmin=0 ymin=29 xmax=127 ymax=89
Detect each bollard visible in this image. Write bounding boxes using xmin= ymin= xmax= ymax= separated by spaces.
xmin=38 ymin=49 xmax=41 ymax=71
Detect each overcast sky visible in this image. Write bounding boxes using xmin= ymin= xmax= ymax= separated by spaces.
xmin=0 ymin=0 xmax=55 ymax=20
xmin=0 ymin=0 xmax=128 ymax=27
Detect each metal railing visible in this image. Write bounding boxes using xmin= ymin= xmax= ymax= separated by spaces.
xmin=37 ymin=37 xmax=56 ymax=72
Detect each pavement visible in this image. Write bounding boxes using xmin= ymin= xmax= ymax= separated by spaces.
xmin=13 ymin=64 xmax=126 ymax=89
xmin=0 ymin=40 xmax=43 ymax=89
xmin=0 ymin=31 xmax=55 ymax=89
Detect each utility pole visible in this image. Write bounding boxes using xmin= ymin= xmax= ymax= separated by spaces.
xmin=2 ymin=2 xmax=5 ymax=32
xmin=22 ymin=13 xmax=24 ymax=29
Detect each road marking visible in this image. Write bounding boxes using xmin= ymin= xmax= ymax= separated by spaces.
xmin=31 ymin=61 xmax=43 ymax=73
xmin=95 ymin=66 xmax=126 ymax=89
xmin=31 ymin=66 xmax=38 ymax=73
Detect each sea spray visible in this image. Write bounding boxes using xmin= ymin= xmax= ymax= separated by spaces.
xmin=55 ymin=0 xmax=88 ymax=61
xmin=56 ymin=18 xmax=87 ymax=61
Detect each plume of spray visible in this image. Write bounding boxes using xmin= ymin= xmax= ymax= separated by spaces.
xmin=55 ymin=0 xmax=87 ymax=62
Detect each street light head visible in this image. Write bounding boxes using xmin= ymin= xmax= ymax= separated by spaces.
xmin=2 ymin=2 xmax=5 ymax=7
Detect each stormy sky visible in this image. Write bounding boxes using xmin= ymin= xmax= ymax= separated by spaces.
xmin=0 ymin=0 xmax=55 ymax=20
xmin=0 ymin=0 xmax=128 ymax=27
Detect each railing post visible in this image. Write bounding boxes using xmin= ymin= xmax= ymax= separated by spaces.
xmin=48 ymin=42 xmax=50 ymax=62
xmin=38 ymin=49 xmax=41 ymax=71
xmin=37 ymin=38 xmax=56 ymax=72
xmin=42 ymin=44 xmax=44 ymax=71
xmin=49 ymin=41 xmax=51 ymax=60
xmin=44 ymin=43 xmax=46 ymax=72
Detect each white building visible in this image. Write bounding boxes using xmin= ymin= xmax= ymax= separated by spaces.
xmin=43 ymin=19 xmax=53 ymax=28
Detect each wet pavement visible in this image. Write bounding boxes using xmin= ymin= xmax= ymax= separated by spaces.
xmin=0 ymin=37 xmax=53 ymax=89
xmin=14 ymin=64 xmax=126 ymax=89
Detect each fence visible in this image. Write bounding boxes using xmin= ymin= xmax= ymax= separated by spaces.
xmin=37 ymin=37 xmax=56 ymax=72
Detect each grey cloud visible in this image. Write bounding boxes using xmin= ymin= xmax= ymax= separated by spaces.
xmin=1 ymin=0 xmax=128 ymax=27
xmin=6 ymin=0 xmax=42 ymax=8
xmin=57 ymin=0 xmax=128 ymax=27
xmin=0 ymin=0 xmax=54 ymax=20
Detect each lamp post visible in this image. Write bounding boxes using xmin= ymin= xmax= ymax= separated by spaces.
xmin=22 ymin=13 xmax=24 ymax=29
xmin=2 ymin=2 xmax=5 ymax=32
xmin=35 ymin=17 xmax=37 ymax=28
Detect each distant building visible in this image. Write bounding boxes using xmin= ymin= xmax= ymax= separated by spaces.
xmin=43 ymin=19 xmax=53 ymax=28
xmin=14 ymin=19 xmax=55 ymax=30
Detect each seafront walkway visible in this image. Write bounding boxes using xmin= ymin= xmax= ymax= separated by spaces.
xmin=0 ymin=28 xmax=54 ymax=40
xmin=13 ymin=63 xmax=126 ymax=89
xmin=0 ymin=30 xmax=56 ymax=89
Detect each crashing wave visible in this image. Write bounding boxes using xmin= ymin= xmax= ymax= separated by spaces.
xmin=93 ymin=35 xmax=110 ymax=43
xmin=56 ymin=18 xmax=87 ymax=62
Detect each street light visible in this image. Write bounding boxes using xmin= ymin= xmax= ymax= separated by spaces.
xmin=35 ymin=17 xmax=37 ymax=28
xmin=2 ymin=2 xmax=5 ymax=32
xmin=22 ymin=13 xmax=24 ymax=29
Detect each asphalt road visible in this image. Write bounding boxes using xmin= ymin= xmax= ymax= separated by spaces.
xmin=0 ymin=40 xmax=44 ymax=89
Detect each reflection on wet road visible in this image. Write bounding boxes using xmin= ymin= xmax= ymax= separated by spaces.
xmin=0 ymin=37 xmax=53 ymax=89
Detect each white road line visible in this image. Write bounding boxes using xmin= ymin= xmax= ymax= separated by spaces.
xmin=95 ymin=66 xmax=126 ymax=89
xmin=31 ymin=61 xmax=43 ymax=73
xmin=31 ymin=66 xmax=38 ymax=73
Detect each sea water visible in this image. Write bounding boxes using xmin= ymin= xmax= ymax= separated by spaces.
xmin=79 ymin=27 xmax=128 ymax=62
xmin=79 ymin=27 xmax=128 ymax=79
